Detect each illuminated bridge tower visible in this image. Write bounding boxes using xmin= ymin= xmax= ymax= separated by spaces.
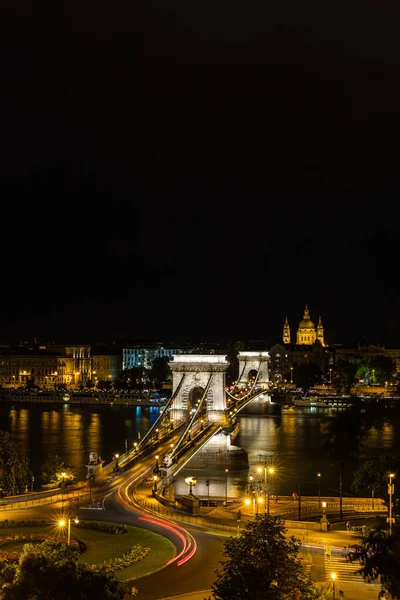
xmin=236 ymin=351 xmax=270 ymax=390
xmin=169 ymin=355 xmax=248 ymax=469
xmin=170 ymin=355 xmax=229 ymax=426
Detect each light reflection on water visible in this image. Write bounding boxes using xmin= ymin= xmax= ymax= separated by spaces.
xmin=177 ymin=404 xmax=398 ymax=499
xmin=0 ymin=401 xmax=398 ymax=498
xmin=0 ymin=403 xmax=159 ymax=487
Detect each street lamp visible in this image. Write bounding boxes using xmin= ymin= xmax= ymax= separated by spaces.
xmin=331 ymin=572 xmax=337 ymax=599
xmin=329 ymin=368 xmax=332 ymax=384
xmin=290 ymin=367 xmax=293 ymax=384
xmin=388 ymin=473 xmax=395 ymax=535
xmin=61 ymin=472 xmax=66 ymax=488
xmin=224 ymin=469 xmax=229 ymax=506
xmin=257 ymin=465 xmax=274 ymax=515
xmin=114 ymin=453 xmax=119 ymax=470
xmin=154 ymin=455 xmax=160 ymax=474
xmin=59 ymin=516 xmax=79 ymax=545
xmin=317 ymin=472 xmax=321 ymax=506
xmin=153 ymin=475 xmax=158 ymax=492
xmin=185 ymin=476 xmax=197 ymax=495
xmin=245 ymin=496 xmax=255 ymax=519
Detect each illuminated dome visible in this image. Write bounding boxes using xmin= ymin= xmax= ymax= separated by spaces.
xmin=298 ymin=317 xmax=314 ymax=329
xmin=298 ymin=306 xmax=314 ymax=329
xmin=282 ymin=305 xmax=325 ymax=346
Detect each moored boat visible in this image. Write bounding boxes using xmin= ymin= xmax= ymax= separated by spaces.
xmin=292 ymin=396 xmax=329 ymax=408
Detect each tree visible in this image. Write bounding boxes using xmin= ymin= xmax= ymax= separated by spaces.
xmin=41 ymin=454 xmax=75 ymax=487
xmin=0 ymin=539 xmax=127 ymax=600
xmin=351 ymin=454 xmax=400 ymax=510
xmin=0 ymin=431 xmax=32 ymax=496
xmin=322 ymin=402 xmax=389 ymax=517
xmin=149 ymin=357 xmax=172 ymax=389
xmin=333 ymin=359 xmax=357 ymax=393
xmin=346 ymin=525 xmax=400 ymax=599
xmin=209 ymin=515 xmax=324 ymax=600
xmin=296 ymin=363 xmax=323 ymax=391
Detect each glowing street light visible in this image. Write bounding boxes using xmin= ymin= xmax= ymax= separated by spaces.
xmin=61 ymin=471 xmax=66 ymax=487
xmin=257 ymin=465 xmax=275 ymax=515
xmin=154 ymin=454 xmax=160 ymax=474
xmin=114 ymin=453 xmax=119 ymax=470
xmin=317 ymin=472 xmax=322 ymax=506
xmin=331 ymin=572 xmax=337 ymax=599
xmin=388 ymin=473 xmax=395 ymax=535
xmin=59 ymin=516 xmax=79 ymax=545
xmin=185 ymin=476 xmax=197 ymax=495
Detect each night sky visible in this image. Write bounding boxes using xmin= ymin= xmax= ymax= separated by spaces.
xmin=2 ymin=1 xmax=400 ymax=347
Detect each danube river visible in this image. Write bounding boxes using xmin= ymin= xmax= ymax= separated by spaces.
xmin=0 ymin=399 xmax=399 ymax=500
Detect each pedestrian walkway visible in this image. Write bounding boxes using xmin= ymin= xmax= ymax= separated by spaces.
xmin=325 ymin=551 xmax=363 ymax=582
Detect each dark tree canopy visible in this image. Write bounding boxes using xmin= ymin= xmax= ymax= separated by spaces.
xmin=41 ymin=454 xmax=75 ymax=487
xmin=0 ymin=431 xmax=32 ymax=496
xmin=347 ymin=525 xmax=400 ymax=599
xmin=209 ymin=515 xmax=323 ymax=600
xmin=0 ymin=539 xmax=127 ymax=600
xmin=351 ymin=454 xmax=400 ymax=508
xmin=296 ymin=363 xmax=322 ymax=391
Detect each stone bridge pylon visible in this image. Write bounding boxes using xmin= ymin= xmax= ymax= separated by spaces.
xmin=169 ymin=354 xmax=229 ymax=425
xmin=235 ymin=351 xmax=270 ymax=390
xmin=168 ymin=354 xmax=248 ymax=470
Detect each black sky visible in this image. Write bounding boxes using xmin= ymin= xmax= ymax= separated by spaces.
xmin=2 ymin=0 xmax=400 ymax=347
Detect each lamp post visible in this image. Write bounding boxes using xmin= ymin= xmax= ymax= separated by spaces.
xmin=257 ymin=463 xmax=275 ymax=515
xmin=329 ymin=368 xmax=332 ymax=384
xmin=257 ymin=495 xmax=264 ymax=515
xmin=331 ymin=572 xmax=337 ymax=599
xmin=321 ymin=501 xmax=328 ymax=532
xmin=245 ymin=496 xmax=255 ymax=519
xmin=31 ymin=475 xmax=34 ymax=493
xmin=114 ymin=453 xmax=119 ymax=470
xmin=317 ymin=472 xmax=321 ymax=506
xmin=185 ymin=476 xmax=197 ymax=495
xmin=388 ymin=473 xmax=395 ymax=535
xmin=206 ymin=479 xmax=210 ymax=507
xmin=154 ymin=455 xmax=160 ymax=474
xmin=61 ymin=471 xmax=66 ymax=488
xmin=88 ymin=474 xmax=93 ymax=505
xmin=59 ymin=516 xmax=79 ymax=545
xmin=290 ymin=367 xmax=293 ymax=384
xmin=225 ymin=469 xmax=229 ymax=507
xmin=153 ymin=475 xmax=158 ymax=493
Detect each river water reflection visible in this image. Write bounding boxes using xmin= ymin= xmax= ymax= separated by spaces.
xmin=0 ymin=400 xmax=398 ymax=500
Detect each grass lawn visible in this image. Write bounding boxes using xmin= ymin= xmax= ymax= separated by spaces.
xmin=0 ymin=522 xmax=176 ymax=581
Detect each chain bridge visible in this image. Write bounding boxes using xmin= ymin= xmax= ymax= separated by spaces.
xmin=135 ymin=351 xmax=272 ymax=480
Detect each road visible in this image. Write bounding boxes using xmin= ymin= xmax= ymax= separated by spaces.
xmin=0 ymin=439 xmax=385 ymax=600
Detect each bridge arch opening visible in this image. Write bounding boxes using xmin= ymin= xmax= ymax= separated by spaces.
xmin=247 ymin=369 xmax=258 ymax=387
xmin=188 ymin=386 xmax=206 ymax=414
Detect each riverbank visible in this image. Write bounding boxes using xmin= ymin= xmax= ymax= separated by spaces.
xmin=0 ymin=391 xmax=167 ymax=406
